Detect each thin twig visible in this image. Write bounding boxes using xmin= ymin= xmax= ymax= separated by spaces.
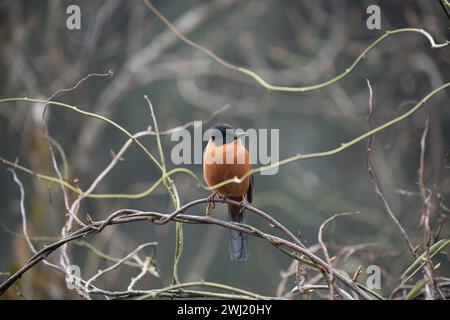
xmin=318 ymin=212 xmax=357 ymax=300
xmin=127 ymin=257 xmax=152 ymax=291
xmin=364 ymin=79 xmax=417 ymax=258
xmin=418 ymin=118 xmax=443 ymax=299
xmin=84 ymin=243 xmax=156 ymax=292
xmin=8 ymin=169 xmax=62 ymax=272
xmin=46 ymin=71 xmax=114 ymax=102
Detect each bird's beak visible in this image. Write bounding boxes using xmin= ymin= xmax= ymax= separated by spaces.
xmin=235 ymin=131 xmax=247 ymax=139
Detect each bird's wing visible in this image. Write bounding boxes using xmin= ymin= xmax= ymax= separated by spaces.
xmin=246 ymin=174 xmax=253 ymax=203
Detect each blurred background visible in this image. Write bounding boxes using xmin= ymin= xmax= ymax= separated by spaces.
xmin=0 ymin=0 xmax=449 ymax=299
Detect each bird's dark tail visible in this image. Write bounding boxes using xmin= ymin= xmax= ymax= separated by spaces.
xmin=228 ymin=203 xmax=248 ymax=261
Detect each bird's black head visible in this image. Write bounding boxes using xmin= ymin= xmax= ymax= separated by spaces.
xmin=207 ymin=123 xmax=237 ymax=145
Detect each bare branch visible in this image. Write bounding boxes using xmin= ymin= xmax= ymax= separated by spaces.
xmin=0 ymin=197 xmax=372 ymax=299
xmin=364 ymin=79 xmax=417 ymax=258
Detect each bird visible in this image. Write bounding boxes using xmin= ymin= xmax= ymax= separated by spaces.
xmin=203 ymin=123 xmax=253 ymax=261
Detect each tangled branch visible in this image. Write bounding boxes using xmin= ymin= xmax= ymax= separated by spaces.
xmin=0 ymin=197 xmax=375 ymax=300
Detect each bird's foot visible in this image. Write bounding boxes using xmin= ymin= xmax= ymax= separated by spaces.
xmin=238 ymin=199 xmax=248 ymax=214
xmin=206 ymin=192 xmax=219 ymax=216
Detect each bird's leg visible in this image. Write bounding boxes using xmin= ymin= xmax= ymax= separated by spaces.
xmin=238 ymin=197 xmax=249 ymax=214
xmin=206 ymin=192 xmax=219 ymax=216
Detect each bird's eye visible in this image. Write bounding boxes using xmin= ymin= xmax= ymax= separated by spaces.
xmin=211 ymin=136 xmax=215 ymax=141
